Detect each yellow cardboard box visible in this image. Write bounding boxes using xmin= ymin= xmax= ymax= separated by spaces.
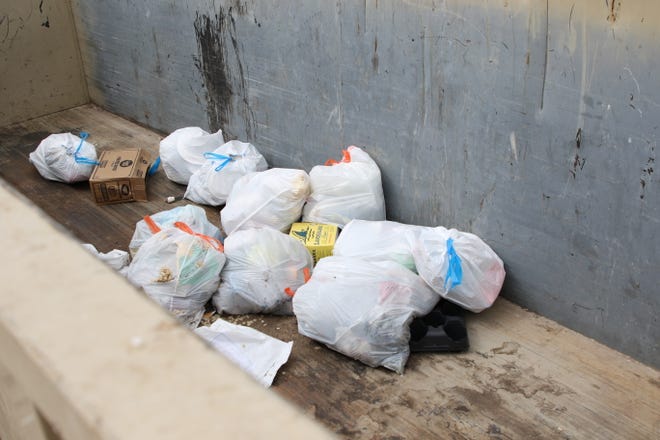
xmin=289 ymin=222 xmax=338 ymax=265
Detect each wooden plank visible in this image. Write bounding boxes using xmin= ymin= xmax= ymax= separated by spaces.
xmin=0 ymin=360 xmax=58 ymax=440
xmin=1 ymin=105 xmax=658 ymax=439
xmin=0 ymin=182 xmax=333 ymax=440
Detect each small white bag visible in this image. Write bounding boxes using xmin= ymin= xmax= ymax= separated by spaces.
xmin=221 ymin=168 xmax=310 ymax=235
xmin=333 ymin=220 xmax=427 ymax=271
xmin=195 ymin=318 xmax=293 ymax=388
xmin=29 ymin=132 xmax=98 ymax=183
xmin=126 ymin=222 xmax=226 ymax=328
xmin=303 ymin=146 xmax=386 ymax=227
xmin=160 ymin=127 xmax=225 ymax=184
xmin=81 ymin=243 xmax=130 ymax=273
xmin=184 ymin=140 xmax=268 ymax=206
xmin=412 ymin=227 xmax=506 ymax=313
xmin=129 ymin=204 xmax=221 ymax=257
xmin=213 ymin=228 xmax=313 ymax=315
xmin=293 ymin=256 xmax=438 ymax=374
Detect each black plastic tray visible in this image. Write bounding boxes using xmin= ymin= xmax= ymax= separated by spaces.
xmin=409 ymin=300 xmax=469 ymax=352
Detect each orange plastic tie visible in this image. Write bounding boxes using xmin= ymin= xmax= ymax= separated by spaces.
xmin=144 ymin=215 xmax=161 ymax=234
xmin=174 ymin=221 xmax=194 ymax=234
xmin=284 ymin=287 xmax=296 ymax=297
xmin=324 ymin=148 xmax=352 ymax=166
xmin=174 ymin=221 xmax=224 ymax=252
xmin=303 ymin=267 xmax=311 ymax=283
xmin=341 ymin=148 xmax=351 ymax=163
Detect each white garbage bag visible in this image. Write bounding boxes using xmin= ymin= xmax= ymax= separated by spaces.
xmin=195 ymin=318 xmax=293 ymax=387
xmin=29 ymin=132 xmax=98 ymax=183
xmin=303 ymin=146 xmax=386 ymax=227
xmin=412 ymin=227 xmax=506 ymax=313
xmin=129 ymin=205 xmax=221 ymax=257
xmin=213 ymin=228 xmax=313 ymax=315
xmin=184 ymin=140 xmax=268 ymax=206
xmin=126 ymin=222 xmax=226 ymax=328
xmin=221 ymin=168 xmax=310 ymax=235
xmin=333 ymin=220 xmax=428 ymax=271
xmin=293 ymin=256 xmax=438 ymax=374
xmin=81 ymin=243 xmax=130 ymax=274
xmin=335 ymin=220 xmax=506 ymax=313
xmin=160 ymin=127 xmax=225 ymax=184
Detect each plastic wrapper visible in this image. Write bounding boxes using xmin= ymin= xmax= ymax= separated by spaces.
xmin=81 ymin=243 xmax=130 ymax=275
xmin=29 ymin=132 xmax=98 ymax=183
xmin=160 ymin=127 xmax=225 ymax=184
xmin=129 ymin=205 xmax=221 ymax=257
xmin=184 ymin=140 xmax=268 ymax=206
xmin=293 ymin=256 xmax=439 ymax=373
xmin=213 ymin=228 xmax=313 ymax=315
xmin=195 ymin=318 xmax=293 ymax=387
xmin=126 ymin=222 xmax=226 ymax=328
xmin=303 ymin=146 xmax=386 ymax=227
xmin=221 ymin=168 xmax=310 ymax=235
xmin=412 ymin=227 xmax=506 ymax=313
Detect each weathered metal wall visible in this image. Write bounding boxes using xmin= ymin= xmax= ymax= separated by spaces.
xmin=70 ymin=0 xmax=659 ymax=368
xmin=0 ymin=0 xmax=88 ymax=126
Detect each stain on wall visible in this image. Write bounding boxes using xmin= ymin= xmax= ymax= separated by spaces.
xmin=193 ymin=8 xmax=255 ymax=140
xmin=607 ymin=0 xmax=621 ymax=23
xmin=193 ymin=12 xmax=233 ymax=135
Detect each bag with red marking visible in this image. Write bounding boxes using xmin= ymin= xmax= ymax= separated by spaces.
xmin=293 ymin=256 xmax=438 ymax=374
xmin=303 ymin=146 xmax=386 ymax=227
xmin=129 ymin=204 xmax=221 ymax=257
xmin=213 ymin=228 xmax=313 ymax=315
xmin=126 ymin=220 xmax=226 ymax=328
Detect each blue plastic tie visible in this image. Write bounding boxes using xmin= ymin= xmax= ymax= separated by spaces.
xmin=74 ymin=132 xmax=100 ymax=165
xmin=148 ymin=156 xmax=161 ymax=176
xmin=204 ymin=152 xmax=234 ymax=171
xmin=444 ymin=238 xmax=463 ymax=290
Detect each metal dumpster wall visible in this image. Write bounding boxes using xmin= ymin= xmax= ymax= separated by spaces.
xmin=70 ymin=0 xmax=659 ymax=368
xmin=0 ymin=0 xmax=88 ymax=126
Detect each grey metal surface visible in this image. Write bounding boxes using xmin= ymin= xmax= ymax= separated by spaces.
xmin=70 ymin=0 xmax=659 ymax=368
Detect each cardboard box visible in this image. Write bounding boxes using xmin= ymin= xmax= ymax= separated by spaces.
xmin=89 ymin=149 xmax=151 ymax=204
xmin=289 ymin=222 xmax=338 ymax=264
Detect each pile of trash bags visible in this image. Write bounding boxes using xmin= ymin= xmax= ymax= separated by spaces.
xmin=293 ymin=220 xmax=505 ymax=373
xmin=59 ymin=125 xmax=505 ymax=378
